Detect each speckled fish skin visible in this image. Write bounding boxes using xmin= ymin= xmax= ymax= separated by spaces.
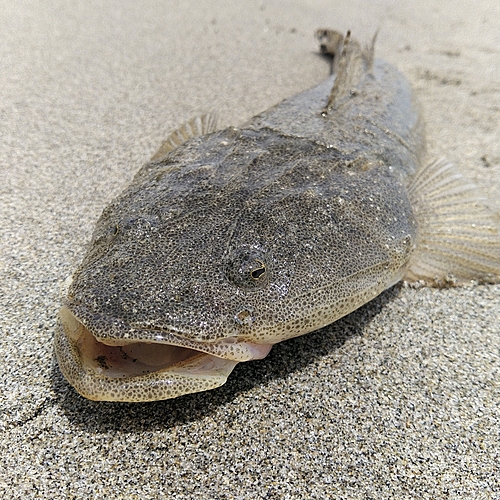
xmin=54 ymin=31 xmax=465 ymax=402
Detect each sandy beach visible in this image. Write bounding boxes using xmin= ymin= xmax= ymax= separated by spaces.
xmin=1 ymin=0 xmax=499 ymax=497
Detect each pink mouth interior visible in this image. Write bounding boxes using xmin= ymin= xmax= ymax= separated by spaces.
xmin=77 ymin=328 xmax=207 ymax=377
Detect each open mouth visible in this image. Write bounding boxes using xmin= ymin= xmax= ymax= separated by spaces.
xmin=55 ymin=306 xmax=271 ymax=402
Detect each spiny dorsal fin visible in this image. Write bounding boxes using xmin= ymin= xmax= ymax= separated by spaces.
xmin=363 ymin=30 xmax=378 ymax=73
xmin=406 ymin=158 xmax=500 ymax=285
xmin=151 ymin=113 xmax=218 ymax=161
xmin=322 ymin=31 xmax=362 ymax=113
xmin=317 ymin=30 xmax=376 ymax=115
xmin=316 ymin=28 xmax=344 ymax=70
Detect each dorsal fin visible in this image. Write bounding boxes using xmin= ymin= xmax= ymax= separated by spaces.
xmin=151 ymin=113 xmax=218 ymax=161
xmin=317 ymin=30 xmax=375 ymax=115
xmin=363 ymin=30 xmax=378 ymax=73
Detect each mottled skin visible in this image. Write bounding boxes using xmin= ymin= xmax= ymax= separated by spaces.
xmin=56 ymin=31 xmax=425 ymax=401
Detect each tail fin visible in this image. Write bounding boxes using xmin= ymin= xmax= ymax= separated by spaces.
xmin=406 ymin=158 xmax=500 ymax=285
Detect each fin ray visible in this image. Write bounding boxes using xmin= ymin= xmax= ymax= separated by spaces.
xmin=363 ymin=30 xmax=378 ymax=72
xmin=320 ymin=31 xmax=363 ymax=113
xmin=406 ymin=158 xmax=500 ymax=285
xmin=317 ymin=29 xmax=378 ymax=114
xmin=151 ymin=113 xmax=218 ymax=161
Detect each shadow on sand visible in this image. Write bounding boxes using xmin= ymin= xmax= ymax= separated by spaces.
xmin=51 ymin=284 xmax=401 ymax=432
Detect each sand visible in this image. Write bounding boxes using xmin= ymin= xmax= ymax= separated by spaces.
xmin=1 ymin=0 xmax=499 ymax=498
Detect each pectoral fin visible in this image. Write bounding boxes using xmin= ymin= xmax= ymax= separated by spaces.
xmin=151 ymin=113 xmax=218 ymax=161
xmin=406 ymin=158 xmax=500 ymax=285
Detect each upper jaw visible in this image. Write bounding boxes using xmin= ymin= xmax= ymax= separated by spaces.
xmin=62 ymin=303 xmax=273 ymax=362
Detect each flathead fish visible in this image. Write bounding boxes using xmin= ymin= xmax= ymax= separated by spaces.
xmin=56 ymin=30 xmax=500 ymax=402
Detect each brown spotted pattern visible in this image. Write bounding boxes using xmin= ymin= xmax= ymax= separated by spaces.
xmin=57 ymin=32 xmax=424 ymax=401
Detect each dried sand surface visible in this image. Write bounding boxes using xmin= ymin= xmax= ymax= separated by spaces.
xmin=1 ymin=0 xmax=499 ymax=498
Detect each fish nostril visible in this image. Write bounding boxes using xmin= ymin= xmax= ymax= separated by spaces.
xmin=234 ymin=308 xmax=254 ymax=326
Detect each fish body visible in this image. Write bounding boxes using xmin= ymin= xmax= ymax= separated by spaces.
xmin=56 ymin=30 xmax=500 ymax=401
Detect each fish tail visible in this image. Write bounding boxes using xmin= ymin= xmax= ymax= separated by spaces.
xmin=406 ymin=158 xmax=500 ymax=285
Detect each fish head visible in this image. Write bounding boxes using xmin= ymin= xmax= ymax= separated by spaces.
xmin=56 ymin=129 xmax=417 ymax=401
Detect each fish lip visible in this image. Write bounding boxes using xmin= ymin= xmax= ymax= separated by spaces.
xmin=56 ymin=303 xmax=273 ymax=401
xmin=55 ymin=305 xmax=241 ymax=402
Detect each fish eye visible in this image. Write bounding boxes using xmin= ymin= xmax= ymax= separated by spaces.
xmin=251 ymin=263 xmax=266 ymax=280
xmin=225 ymin=246 xmax=269 ymax=291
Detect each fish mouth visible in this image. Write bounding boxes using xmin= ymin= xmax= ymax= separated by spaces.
xmin=55 ymin=306 xmax=272 ymax=402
